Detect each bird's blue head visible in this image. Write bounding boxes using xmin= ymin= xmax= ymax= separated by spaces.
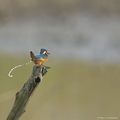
xmin=40 ymin=48 xmax=50 ymax=55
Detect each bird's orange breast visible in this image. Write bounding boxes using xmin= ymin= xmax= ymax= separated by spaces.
xmin=34 ymin=57 xmax=48 ymax=65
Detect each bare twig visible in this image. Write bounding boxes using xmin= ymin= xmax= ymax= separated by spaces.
xmin=6 ymin=65 xmax=50 ymax=120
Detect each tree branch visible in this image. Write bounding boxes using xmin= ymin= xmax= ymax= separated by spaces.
xmin=6 ymin=65 xmax=50 ymax=120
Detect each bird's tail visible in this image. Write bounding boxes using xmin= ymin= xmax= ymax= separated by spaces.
xmin=30 ymin=51 xmax=35 ymax=61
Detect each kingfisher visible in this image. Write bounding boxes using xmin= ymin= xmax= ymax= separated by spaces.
xmin=30 ymin=48 xmax=50 ymax=66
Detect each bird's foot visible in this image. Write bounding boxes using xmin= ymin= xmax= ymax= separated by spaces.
xmin=38 ymin=64 xmax=44 ymax=67
xmin=37 ymin=64 xmax=51 ymax=69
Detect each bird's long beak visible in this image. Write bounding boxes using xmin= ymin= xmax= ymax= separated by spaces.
xmin=47 ymin=52 xmax=50 ymax=55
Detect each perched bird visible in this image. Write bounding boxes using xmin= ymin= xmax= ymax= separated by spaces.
xmin=30 ymin=48 xmax=50 ymax=66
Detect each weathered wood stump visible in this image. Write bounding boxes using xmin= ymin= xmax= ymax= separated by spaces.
xmin=6 ymin=65 xmax=50 ymax=120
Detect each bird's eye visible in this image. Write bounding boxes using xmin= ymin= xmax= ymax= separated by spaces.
xmin=43 ymin=51 xmax=46 ymax=54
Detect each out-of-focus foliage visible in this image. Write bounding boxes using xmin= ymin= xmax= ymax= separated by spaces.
xmin=0 ymin=0 xmax=120 ymax=21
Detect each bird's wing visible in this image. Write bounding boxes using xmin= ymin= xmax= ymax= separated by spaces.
xmin=34 ymin=54 xmax=42 ymax=61
xmin=30 ymin=51 xmax=35 ymax=61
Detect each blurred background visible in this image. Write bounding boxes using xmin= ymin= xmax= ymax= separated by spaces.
xmin=0 ymin=0 xmax=120 ymax=120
